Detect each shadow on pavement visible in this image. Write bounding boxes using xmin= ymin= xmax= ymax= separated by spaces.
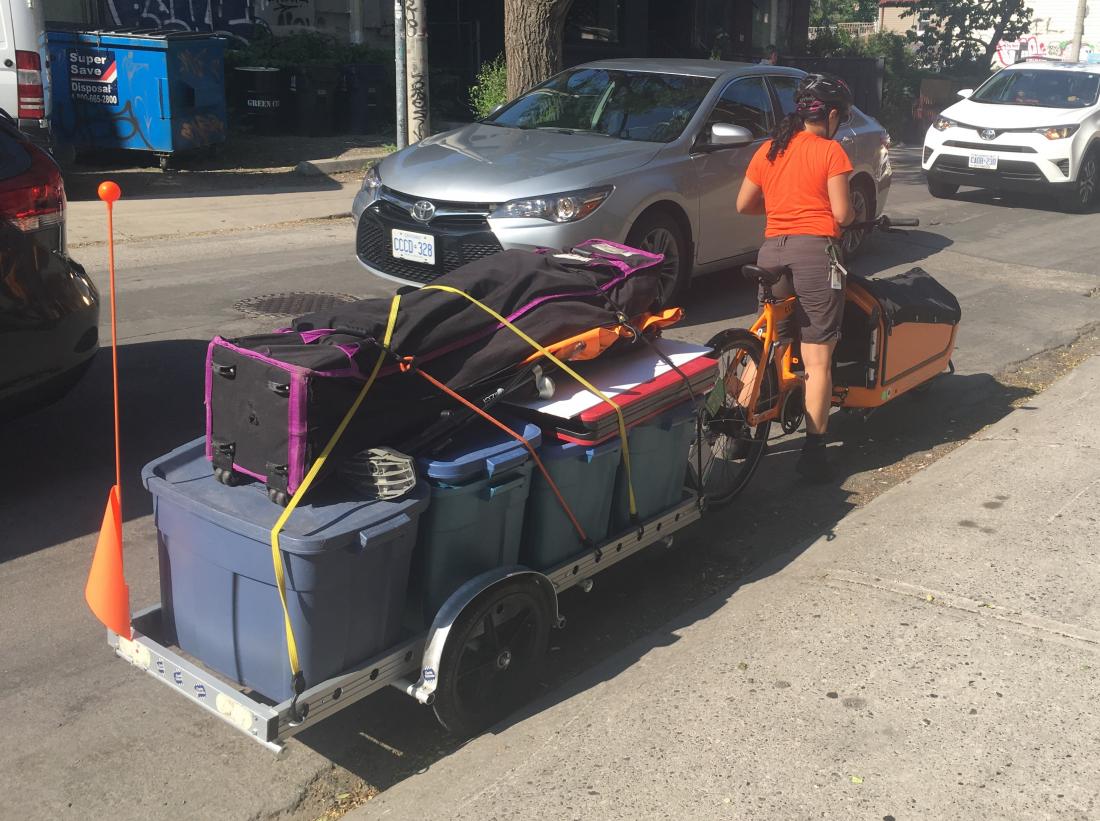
xmin=293 ymin=369 xmax=1031 ymax=800
xmin=0 ymin=339 xmax=208 ymax=563
xmin=62 ymin=167 xmax=347 ymax=203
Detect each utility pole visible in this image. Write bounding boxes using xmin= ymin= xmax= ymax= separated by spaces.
xmin=395 ymin=0 xmax=408 ymax=148
xmin=1068 ymin=0 xmax=1088 ymax=62
xmin=405 ymin=0 xmax=430 ymax=143
xmin=350 ymin=0 xmax=363 ymax=45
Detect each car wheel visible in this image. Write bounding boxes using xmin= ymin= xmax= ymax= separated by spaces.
xmin=626 ymin=209 xmax=690 ymax=308
xmin=841 ymin=180 xmax=872 ymax=260
xmin=1060 ymin=150 xmax=1098 ymax=213
xmin=927 ymin=176 xmax=959 ymax=199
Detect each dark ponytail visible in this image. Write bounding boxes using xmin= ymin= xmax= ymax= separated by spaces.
xmin=767 ymin=111 xmax=804 ymax=161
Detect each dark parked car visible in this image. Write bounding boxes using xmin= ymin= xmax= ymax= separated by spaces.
xmin=0 ymin=109 xmax=99 ymax=418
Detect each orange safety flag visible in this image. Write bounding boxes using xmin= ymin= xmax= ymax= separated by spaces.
xmin=85 ymin=179 xmax=131 ymax=638
xmin=85 ymin=485 xmax=131 ymax=638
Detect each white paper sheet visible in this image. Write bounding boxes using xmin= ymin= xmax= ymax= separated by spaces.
xmin=514 ymin=338 xmax=713 ymax=420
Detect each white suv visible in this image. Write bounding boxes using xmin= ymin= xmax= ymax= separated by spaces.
xmin=923 ymin=61 xmax=1100 ymax=212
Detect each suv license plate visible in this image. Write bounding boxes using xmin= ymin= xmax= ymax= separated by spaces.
xmin=392 ymin=229 xmax=435 ymax=265
xmin=969 ymin=153 xmax=998 ymax=170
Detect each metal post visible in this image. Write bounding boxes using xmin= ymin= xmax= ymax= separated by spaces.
xmin=405 ymin=0 xmax=430 ymax=143
xmin=395 ymin=0 xmax=408 ymax=149
xmin=350 ymin=0 xmax=363 ymax=45
xmin=769 ymin=0 xmax=779 ymax=52
xmin=1068 ymin=0 xmax=1088 ymax=62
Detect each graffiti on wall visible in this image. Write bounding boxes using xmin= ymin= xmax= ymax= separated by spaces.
xmin=995 ymin=34 xmax=1097 ymax=67
xmin=254 ymin=0 xmax=315 ymax=32
xmin=104 ymin=0 xmax=263 ymax=41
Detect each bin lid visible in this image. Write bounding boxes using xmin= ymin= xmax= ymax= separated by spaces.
xmin=541 ymin=436 xmax=621 ymax=463
xmin=417 ymin=416 xmax=541 ymax=484
xmin=141 ymin=438 xmax=429 ymax=555
xmin=47 ymin=27 xmax=226 ymax=48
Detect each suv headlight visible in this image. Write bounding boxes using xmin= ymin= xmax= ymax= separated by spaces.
xmin=932 ymin=116 xmax=956 ymax=131
xmin=361 ymin=164 xmax=382 ymax=200
xmin=1036 ymin=124 xmax=1079 ymax=140
xmin=490 ymin=186 xmax=613 ymax=223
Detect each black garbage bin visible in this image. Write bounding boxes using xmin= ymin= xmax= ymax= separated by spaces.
xmin=289 ymin=64 xmax=340 ymax=137
xmin=234 ymin=66 xmax=288 ymax=134
xmin=338 ymin=63 xmax=390 ymax=134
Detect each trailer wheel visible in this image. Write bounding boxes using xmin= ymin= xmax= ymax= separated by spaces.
xmin=432 ymin=578 xmax=552 ymax=737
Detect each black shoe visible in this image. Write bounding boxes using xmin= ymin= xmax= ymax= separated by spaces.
xmin=795 ymin=444 xmax=835 ymax=483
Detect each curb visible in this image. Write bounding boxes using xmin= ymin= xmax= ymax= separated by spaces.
xmin=296 ymin=150 xmax=390 ymax=177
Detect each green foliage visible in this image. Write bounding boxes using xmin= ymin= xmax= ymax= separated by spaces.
xmin=226 ymin=32 xmax=393 ymax=70
xmin=469 ymin=55 xmax=509 ymax=118
xmin=806 ymin=30 xmax=928 ymax=138
xmin=903 ymin=0 xmax=1033 ymax=70
xmin=810 ymin=0 xmax=877 ymax=26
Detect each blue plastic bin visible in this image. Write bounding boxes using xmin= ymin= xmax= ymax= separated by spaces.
xmin=610 ymin=403 xmax=697 ymax=533
xmin=520 ymin=436 xmax=622 ymax=570
xmin=47 ymin=29 xmax=227 ymax=157
xmin=413 ymin=418 xmax=541 ymax=621
xmin=142 ymin=438 xmax=428 ymax=703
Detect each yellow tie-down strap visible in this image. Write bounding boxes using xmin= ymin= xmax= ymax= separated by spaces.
xmin=269 ymin=293 xmax=401 ymax=685
xmin=422 ymin=284 xmax=639 ymax=520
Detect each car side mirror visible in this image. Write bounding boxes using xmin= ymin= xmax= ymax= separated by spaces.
xmin=709 ymin=123 xmax=755 ymax=148
xmin=957 ymin=88 xmax=974 ymax=99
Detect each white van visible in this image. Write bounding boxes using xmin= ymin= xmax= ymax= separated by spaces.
xmin=0 ymin=0 xmax=50 ymax=145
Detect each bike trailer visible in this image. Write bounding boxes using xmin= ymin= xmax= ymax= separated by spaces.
xmin=833 ymin=267 xmax=961 ymax=408
xmin=206 ymin=242 xmax=667 ymax=502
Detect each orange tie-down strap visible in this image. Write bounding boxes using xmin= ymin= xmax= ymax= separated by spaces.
xmin=521 ymin=308 xmax=683 ymax=365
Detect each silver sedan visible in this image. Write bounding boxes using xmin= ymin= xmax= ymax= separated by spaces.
xmin=353 ymin=58 xmax=892 ymax=302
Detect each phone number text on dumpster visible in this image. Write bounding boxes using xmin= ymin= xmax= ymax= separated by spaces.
xmin=71 ymin=81 xmax=118 ymax=105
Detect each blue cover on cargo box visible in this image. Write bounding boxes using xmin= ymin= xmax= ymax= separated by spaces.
xmin=417 ymin=417 xmax=541 ymax=485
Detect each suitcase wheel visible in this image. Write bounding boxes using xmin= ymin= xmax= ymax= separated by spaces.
xmin=267 ymin=487 xmax=290 ymax=507
xmin=213 ymin=466 xmax=244 ymax=486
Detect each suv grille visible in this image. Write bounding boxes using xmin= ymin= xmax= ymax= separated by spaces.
xmin=933 ymin=155 xmax=1044 ymax=182
xmin=356 ymin=199 xmax=503 ymax=285
xmin=943 ymin=140 xmax=1037 ymax=153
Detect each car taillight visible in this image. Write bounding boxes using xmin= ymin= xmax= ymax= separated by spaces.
xmin=16 ymin=50 xmax=46 ymax=120
xmin=0 ymin=143 xmax=65 ymax=232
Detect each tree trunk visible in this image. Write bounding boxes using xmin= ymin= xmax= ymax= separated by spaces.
xmin=504 ymin=0 xmax=575 ymax=100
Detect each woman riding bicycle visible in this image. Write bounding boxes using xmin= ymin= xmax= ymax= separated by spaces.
xmin=735 ymin=72 xmax=855 ymax=483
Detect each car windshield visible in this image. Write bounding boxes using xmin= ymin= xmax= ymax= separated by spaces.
xmin=484 ymin=68 xmax=715 ymax=143
xmin=970 ymin=69 xmax=1100 ymax=108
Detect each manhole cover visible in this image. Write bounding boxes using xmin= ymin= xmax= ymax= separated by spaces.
xmin=234 ymin=292 xmax=360 ymax=317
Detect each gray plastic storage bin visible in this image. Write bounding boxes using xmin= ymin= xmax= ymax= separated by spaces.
xmin=520 ymin=437 xmax=622 ymax=570
xmin=610 ymin=403 xmax=697 ymax=533
xmin=414 ymin=418 xmax=541 ymax=622
xmin=142 ymin=438 xmax=428 ymax=703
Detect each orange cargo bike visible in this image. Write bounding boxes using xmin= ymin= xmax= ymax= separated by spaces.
xmin=688 ymin=217 xmax=961 ymax=506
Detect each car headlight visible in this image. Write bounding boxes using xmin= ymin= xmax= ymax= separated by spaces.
xmin=1036 ymin=124 xmax=1079 ymax=140
xmin=361 ymin=164 xmax=382 ymax=200
xmin=932 ymin=116 xmax=956 ymax=132
xmin=490 ymin=186 xmax=613 ymax=223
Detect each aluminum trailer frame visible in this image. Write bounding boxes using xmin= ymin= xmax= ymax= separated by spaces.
xmin=111 ymin=495 xmax=703 ymax=752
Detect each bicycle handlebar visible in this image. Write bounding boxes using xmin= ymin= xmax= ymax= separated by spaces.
xmin=846 ymin=215 xmax=920 ymax=232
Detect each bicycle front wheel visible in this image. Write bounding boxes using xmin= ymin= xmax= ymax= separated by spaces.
xmin=688 ymin=329 xmax=775 ymax=509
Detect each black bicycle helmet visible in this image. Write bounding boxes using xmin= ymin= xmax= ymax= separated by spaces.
xmin=795 ymin=72 xmax=854 ymax=121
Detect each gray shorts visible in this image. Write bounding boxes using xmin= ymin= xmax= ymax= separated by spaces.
xmin=756 ymin=235 xmax=844 ymax=344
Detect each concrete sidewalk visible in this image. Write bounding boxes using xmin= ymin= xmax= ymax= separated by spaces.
xmin=66 ymin=179 xmax=361 ymax=248
xmin=351 ymin=355 xmax=1100 ymax=821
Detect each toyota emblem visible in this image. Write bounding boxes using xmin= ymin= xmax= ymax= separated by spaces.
xmin=411 ymin=200 xmax=436 ymax=222
xmin=980 ymin=128 xmax=997 ymax=141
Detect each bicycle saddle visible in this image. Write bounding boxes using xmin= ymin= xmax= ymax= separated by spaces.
xmin=741 ymin=264 xmax=790 ymax=285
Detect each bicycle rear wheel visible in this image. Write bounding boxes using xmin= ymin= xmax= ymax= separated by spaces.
xmin=688 ymin=330 xmax=775 ymax=509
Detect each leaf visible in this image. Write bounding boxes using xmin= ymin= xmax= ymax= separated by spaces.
xmin=850 ymin=775 xmax=864 ymax=784
xmin=925 ymin=594 xmax=935 ymax=602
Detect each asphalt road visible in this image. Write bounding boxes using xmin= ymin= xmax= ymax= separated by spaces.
xmin=2 ymin=148 xmax=1097 ymax=821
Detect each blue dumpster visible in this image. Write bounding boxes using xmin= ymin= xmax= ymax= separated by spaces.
xmin=46 ymin=28 xmax=227 ymax=164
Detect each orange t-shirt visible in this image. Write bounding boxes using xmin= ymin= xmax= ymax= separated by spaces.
xmin=745 ymin=130 xmax=854 ymax=239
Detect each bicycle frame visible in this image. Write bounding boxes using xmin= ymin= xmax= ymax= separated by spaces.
xmin=740 ymin=293 xmax=804 ymax=427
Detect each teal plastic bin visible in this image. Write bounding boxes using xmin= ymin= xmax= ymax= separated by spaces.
xmin=414 ymin=418 xmax=541 ymax=622
xmin=521 ymin=437 xmax=622 ymax=570
xmin=610 ymin=403 xmax=697 ymax=534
